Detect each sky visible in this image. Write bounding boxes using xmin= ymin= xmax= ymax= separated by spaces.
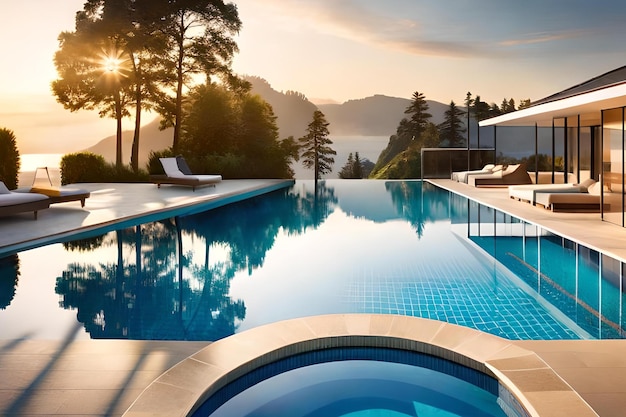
xmin=2 ymin=0 xmax=626 ymax=153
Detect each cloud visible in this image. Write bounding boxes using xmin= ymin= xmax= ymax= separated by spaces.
xmin=251 ymin=0 xmax=508 ymax=58
xmin=499 ymin=30 xmax=588 ymax=47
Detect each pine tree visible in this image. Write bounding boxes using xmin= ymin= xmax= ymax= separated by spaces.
xmin=299 ymin=110 xmax=336 ymax=181
xmin=464 ymin=92 xmax=473 ymax=145
xmin=403 ymin=91 xmax=432 ymax=139
xmin=438 ymin=101 xmax=466 ymax=147
xmin=339 ymin=153 xmax=355 ymax=179
xmin=353 ymin=152 xmax=363 ymax=179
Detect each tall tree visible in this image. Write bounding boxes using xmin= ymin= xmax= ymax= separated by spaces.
xmin=52 ymin=30 xmax=133 ymax=168
xmin=518 ymin=98 xmax=532 ymax=109
xmin=464 ymin=92 xmax=473 ymax=146
xmin=472 ymin=95 xmax=492 ymax=121
xmin=403 ymin=91 xmax=432 ymax=139
xmin=155 ymin=0 xmax=243 ymax=152
xmin=438 ymin=101 xmax=466 ymax=147
xmin=299 ymin=110 xmax=336 ymax=181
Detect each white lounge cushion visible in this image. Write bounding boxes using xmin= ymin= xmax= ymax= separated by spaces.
xmin=159 ymin=157 xmax=222 ymax=182
xmin=160 ymin=157 xmax=186 ymax=178
xmin=0 ymin=192 xmax=48 ymax=207
xmin=0 ymin=182 xmax=10 ymax=194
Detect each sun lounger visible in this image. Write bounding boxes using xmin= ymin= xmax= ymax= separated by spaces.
xmin=15 ymin=167 xmax=90 ymax=207
xmin=509 ymin=183 xmax=582 ymax=204
xmin=150 ymin=157 xmax=222 ymax=191
xmin=468 ymin=163 xmax=532 ymax=187
xmin=0 ymin=181 xmax=50 ymax=219
xmin=534 ymin=181 xmax=602 ymax=212
xmin=451 ymin=164 xmax=501 ymax=183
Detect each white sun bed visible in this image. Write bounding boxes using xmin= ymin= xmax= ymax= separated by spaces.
xmin=509 ymin=183 xmax=580 ymax=204
xmin=0 ymin=182 xmax=50 ymax=219
xmin=509 ymin=178 xmax=596 ymax=205
xmin=451 ymin=164 xmax=500 ymax=183
xmin=150 ymin=157 xmax=222 ymax=191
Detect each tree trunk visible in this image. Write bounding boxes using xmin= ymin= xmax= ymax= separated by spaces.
xmin=172 ymin=15 xmax=185 ymax=152
xmin=131 ymin=54 xmax=142 ymax=173
xmin=115 ymin=90 xmax=123 ymax=168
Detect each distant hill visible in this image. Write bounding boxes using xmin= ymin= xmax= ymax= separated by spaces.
xmin=246 ymin=76 xmax=318 ymax=139
xmin=85 ymin=77 xmax=453 ymax=171
xmin=319 ymin=95 xmax=449 ymax=136
xmin=84 ymin=118 xmax=172 ymax=167
xmin=246 ymin=76 xmax=450 ymax=138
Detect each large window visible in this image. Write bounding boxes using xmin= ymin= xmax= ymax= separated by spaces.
xmin=602 ymin=108 xmax=624 ymax=226
xmin=554 ymin=118 xmax=566 ymax=183
xmin=567 ymin=116 xmax=580 ymax=182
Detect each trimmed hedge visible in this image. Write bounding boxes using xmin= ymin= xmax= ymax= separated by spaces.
xmin=0 ymin=128 xmax=20 ymax=189
xmin=61 ymin=152 xmax=149 ymax=184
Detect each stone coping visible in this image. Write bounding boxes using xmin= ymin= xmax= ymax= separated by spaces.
xmin=122 ymin=314 xmax=598 ymax=417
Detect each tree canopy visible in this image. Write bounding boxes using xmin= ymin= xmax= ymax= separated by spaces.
xmin=52 ymin=0 xmax=244 ymax=171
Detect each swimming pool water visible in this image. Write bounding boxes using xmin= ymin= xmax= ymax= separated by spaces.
xmin=1 ymin=180 xmax=624 ymax=341
xmin=194 ymin=348 xmax=514 ymax=417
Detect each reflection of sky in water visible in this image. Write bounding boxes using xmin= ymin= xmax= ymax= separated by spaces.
xmin=0 ymin=180 xmax=588 ymax=341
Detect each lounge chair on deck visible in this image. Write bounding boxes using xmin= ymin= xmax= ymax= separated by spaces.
xmin=508 ymin=179 xmax=593 ymax=205
xmin=534 ymin=181 xmax=602 ymax=212
xmin=468 ymin=163 xmax=532 ymax=187
xmin=0 ymin=181 xmax=50 ymax=219
xmin=451 ymin=164 xmax=501 ymax=183
xmin=15 ymin=167 xmax=90 ymax=207
xmin=150 ymin=157 xmax=222 ymax=191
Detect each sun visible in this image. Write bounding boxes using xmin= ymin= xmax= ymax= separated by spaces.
xmin=97 ymin=48 xmax=129 ymax=76
xmin=103 ymin=56 xmax=121 ymax=73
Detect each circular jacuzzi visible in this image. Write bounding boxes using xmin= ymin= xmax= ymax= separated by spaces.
xmin=192 ymin=347 xmax=520 ymax=417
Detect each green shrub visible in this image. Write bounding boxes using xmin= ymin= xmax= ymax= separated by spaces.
xmin=60 ymin=152 xmax=107 ymax=184
xmin=61 ymin=152 xmax=151 ymax=184
xmin=0 ymin=128 xmax=20 ymax=189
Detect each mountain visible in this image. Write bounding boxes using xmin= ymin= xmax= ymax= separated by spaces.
xmin=84 ymin=118 xmax=172 ymax=166
xmin=246 ymin=76 xmax=450 ymax=138
xmin=85 ymin=77 xmax=452 ymax=171
xmin=318 ymin=95 xmax=449 ymax=136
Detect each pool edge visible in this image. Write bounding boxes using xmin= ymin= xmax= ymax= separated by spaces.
xmin=121 ymin=314 xmax=599 ymax=417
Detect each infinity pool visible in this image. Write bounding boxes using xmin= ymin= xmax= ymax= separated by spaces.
xmin=1 ymin=180 xmax=624 ymax=341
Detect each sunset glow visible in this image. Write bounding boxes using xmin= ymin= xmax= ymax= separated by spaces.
xmin=2 ymin=0 xmax=626 ymax=153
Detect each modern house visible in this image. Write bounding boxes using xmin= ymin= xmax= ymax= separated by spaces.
xmin=480 ymin=65 xmax=626 ymax=228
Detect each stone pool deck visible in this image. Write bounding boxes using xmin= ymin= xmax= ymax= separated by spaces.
xmin=1 ymin=179 xmax=625 ymax=416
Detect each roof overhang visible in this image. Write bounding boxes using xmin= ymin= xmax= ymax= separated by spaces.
xmin=479 ymin=82 xmax=626 ymax=127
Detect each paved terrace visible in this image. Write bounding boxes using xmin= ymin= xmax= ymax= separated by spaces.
xmin=0 ymin=179 xmax=625 ymax=417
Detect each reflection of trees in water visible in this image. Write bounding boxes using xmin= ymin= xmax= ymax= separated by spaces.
xmin=55 ymin=185 xmax=334 ymax=341
xmin=0 ymin=254 xmax=20 ymax=309
xmin=385 ymin=181 xmax=462 ymax=237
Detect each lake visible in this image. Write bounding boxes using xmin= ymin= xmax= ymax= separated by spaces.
xmin=18 ymin=135 xmax=390 ymax=184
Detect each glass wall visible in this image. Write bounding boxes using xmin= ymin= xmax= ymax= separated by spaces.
xmin=536 ymin=123 xmax=554 ymax=183
xmin=567 ymin=116 xmax=580 ymax=182
xmin=554 ymin=118 xmax=566 ymax=183
xmin=492 ymin=126 xmax=534 ymax=165
xmin=465 ymin=199 xmax=626 ymax=338
xmin=579 ymin=126 xmax=593 ymax=182
xmin=602 ymin=108 xmax=624 ymax=226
